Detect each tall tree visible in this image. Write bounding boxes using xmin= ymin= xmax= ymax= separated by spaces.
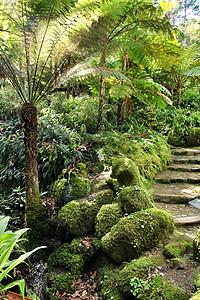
xmin=78 ymin=0 xmax=174 ymax=130
xmin=0 ymin=0 xmax=97 ymax=246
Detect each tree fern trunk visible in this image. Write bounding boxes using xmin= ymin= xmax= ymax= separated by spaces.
xmin=117 ymin=53 xmax=128 ymax=126
xmin=20 ymin=103 xmax=44 ymax=247
xmin=98 ymin=42 xmax=107 ymax=130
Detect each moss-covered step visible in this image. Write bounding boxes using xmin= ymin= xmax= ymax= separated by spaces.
xmin=171 ymin=155 xmax=200 ymax=164
xmin=153 ymin=183 xmax=200 ymax=203
xmin=171 ymin=148 xmax=200 ymax=156
xmin=168 ymin=163 xmax=200 ymax=172
xmin=155 ymin=170 xmax=200 ymax=184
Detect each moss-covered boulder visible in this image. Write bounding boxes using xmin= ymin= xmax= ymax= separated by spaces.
xmin=187 ymin=127 xmax=200 ymax=147
xmin=118 ymin=185 xmax=154 ymax=214
xmin=111 ymin=157 xmax=141 ymax=187
xmin=70 ymin=236 xmax=101 ymax=261
xmin=163 ymin=242 xmax=188 ymax=258
xmin=102 ymin=208 xmax=174 ymax=263
xmin=96 ymin=189 xmax=114 ymax=206
xmin=53 ymin=177 xmax=68 ymax=207
xmin=167 ymin=130 xmax=185 ymax=147
xmin=118 ymin=255 xmax=165 ymax=294
xmin=95 ymin=204 xmax=123 ymax=238
xmin=46 ymin=271 xmax=74 ymax=300
xmin=58 ymin=200 xmax=98 ymax=236
xmin=106 ymin=178 xmax=120 ymax=194
xmin=47 ymin=243 xmax=84 ymax=276
xmin=169 ymin=258 xmax=187 ymax=269
xmin=69 ymin=172 xmax=91 ymax=200
xmin=189 ymin=290 xmax=200 ymax=300
xmin=193 ymin=230 xmax=200 ymax=261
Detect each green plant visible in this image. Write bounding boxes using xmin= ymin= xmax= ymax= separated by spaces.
xmin=0 ymin=187 xmax=26 ymax=230
xmin=0 ymin=216 xmax=45 ymax=299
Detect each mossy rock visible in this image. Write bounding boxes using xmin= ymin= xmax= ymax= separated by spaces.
xmin=95 ymin=204 xmax=123 ymax=238
xmin=118 ymin=255 xmax=165 ymax=294
xmin=189 ymin=289 xmax=200 ymax=300
xmin=47 ymin=243 xmax=84 ymax=277
xmin=193 ymin=230 xmax=200 ymax=261
xmin=102 ymin=208 xmax=174 ymax=263
xmin=169 ymin=258 xmax=187 ymax=269
xmin=53 ymin=178 xmax=68 ymax=207
xmin=70 ymin=236 xmax=101 ymax=262
xmin=168 ymin=130 xmax=186 ymax=146
xmin=195 ymin=267 xmax=200 ymax=290
xmin=163 ymin=242 xmax=188 ymax=258
xmin=136 ymin=275 xmax=190 ymax=300
xmin=96 ymin=189 xmax=114 ymax=206
xmin=75 ymin=162 xmax=88 ymax=176
xmin=111 ymin=157 xmax=141 ymax=187
xmin=118 ymin=185 xmax=154 ymax=214
xmin=187 ymin=127 xmax=200 ymax=147
xmin=46 ymin=271 xmax=74 ymax=300
xmin=69 ymin=172 xmax=91 ymax=200
xmin=58 ymin=200 xmax=98 ymax=236
xmin=98 ymin=267 xmax=125 ymax=300
xmin=106 ymin=178 xmax=120 ymax=194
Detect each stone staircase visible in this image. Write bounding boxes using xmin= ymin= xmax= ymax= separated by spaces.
xmin=153 ymin=147 xmax=200 ymax=234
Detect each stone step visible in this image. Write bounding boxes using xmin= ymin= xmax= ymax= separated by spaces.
xmin=174 ymin=215 xmax=200 ymax=225
xmin=171 ymin=155 xmax=200 ymax=164
xmin=168 ymin=163 xmax=200 ymax=172
xmin=171 ymin=148 xmax=200 ymax=156
xmin=153 ymin=183 xmax=200 ymax=203
xmin=155 ymin=170 xmax=200 ymax=184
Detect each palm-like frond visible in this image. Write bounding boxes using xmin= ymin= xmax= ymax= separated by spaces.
xmin=182 ymin=66 xmax=200 ymax=77
xmin=0 ymin=0 xmax=99 ymax=104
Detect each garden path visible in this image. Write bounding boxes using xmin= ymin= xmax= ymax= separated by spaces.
xmin=153 ymin=146 xmax=200 ymax=237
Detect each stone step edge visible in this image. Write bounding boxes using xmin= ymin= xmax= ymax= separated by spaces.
xmin=154 ymin=194 xmax=194 ymax=203
xmin=174 ymin=215 xmax=200 ymax=225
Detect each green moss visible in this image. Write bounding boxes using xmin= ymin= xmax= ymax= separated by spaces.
xmin=98 ymin=267 xmax=125 ymax=300
xmin=118 ymin=185 xmax=154 ymax=214
xmin=190 ymin=290 xmax=200 ymax=300
xmin=96 ymin=189 xmax=114 ymax=206
xmin=69 ymin=172 xmax=91 ymax=200
xmin=70 ymin=236 xmax=101 ymax=261
xmin=102 ymin=208 xmax=174 ymax=263
xmin=168 ymin=130 xmax=186 ymax=146
xmin=47 ymin=243 xmax=84 ymax=276
xmin=187 ymin=127 xmax=200 ymax=147
xmin=163 ymin=242 xmax=188 ymax=258
xmin=58 ymin=200 xmax=98 ymax=236
xmin=76 ymin=162 xmax=88 ymax=176
xmin=193 ymin=230 xmax=200 ymax=261
xmin=169 ymin=258 xmax=187 ymax=269
xmin=111 ymin=157 xmax=141 ymax=187
xmin=46 ymin=271 xmax=74 ymax=300
xmin=95 ymin=204 xmax=123 ymax=238
xmin=195 ymin=267 xmax=200 ymax=290
xmin=106 ymin=178 xmax=120 ymax=194
xmin=118 ymin=255 xmax=165 ymax=294
xmin=134 ymin=275 xmax=190 ymax=300
xmin=53 ymin=178 xmax=68 ymax=207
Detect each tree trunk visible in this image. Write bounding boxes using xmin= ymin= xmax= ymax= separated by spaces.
xmin=98 ymin=41 xmax=107 ymax=130
xmin=107 ymin=95 xmax=112 ymax=122
xmin=20 ymin=103 xmax=45 ymax=247
xmin=177 ymin=82 xmax=182 ymax=108
xmin=117 ymin=53 xmax=128 ymax=126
